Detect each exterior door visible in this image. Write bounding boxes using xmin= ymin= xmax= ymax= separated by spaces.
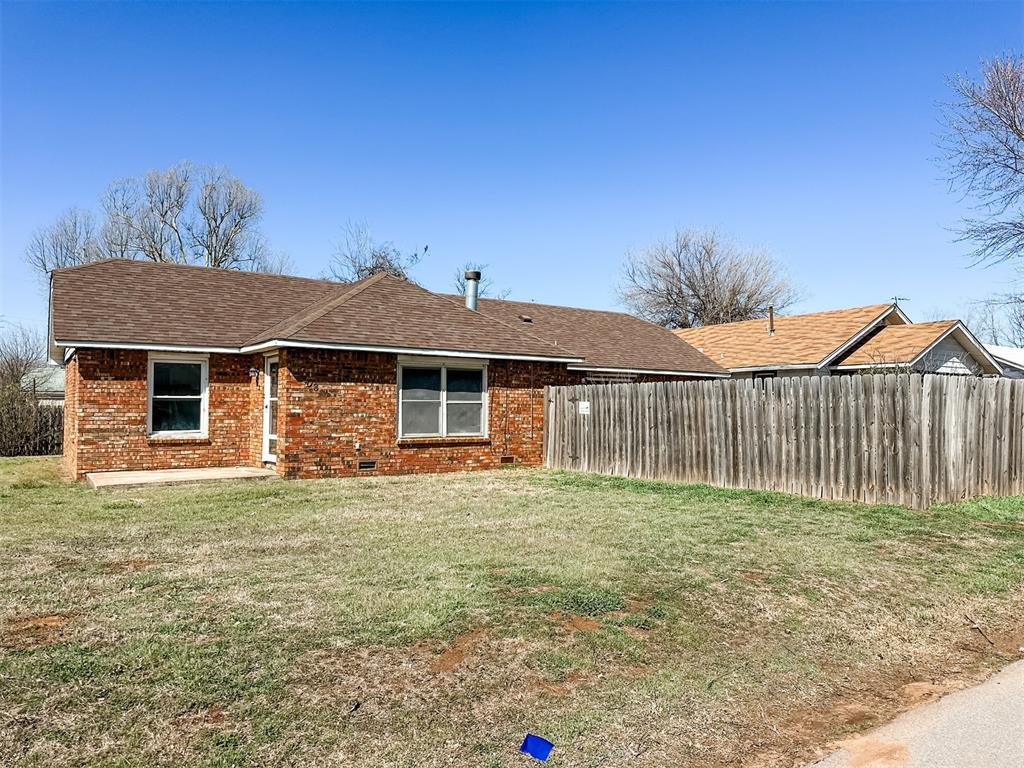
xmin=262 ymin=356 xmax=279 ymax=462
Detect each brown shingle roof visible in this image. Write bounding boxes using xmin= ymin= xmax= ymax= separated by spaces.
xmin=834 ymin=320 xmax=957 ymax=367
xmin=50 ymin=259 xmax=342 ymax=348
xmin=50 ymin=260 xmax=724 ymax=374
xmin=673 ymin=304 xmax=897 ymax=370
xmin=468 ymin=296 xmax=727 ymax=375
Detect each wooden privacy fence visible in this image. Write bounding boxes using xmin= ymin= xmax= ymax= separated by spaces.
xmin=544 ymin=374 xmax=1024 ymax=508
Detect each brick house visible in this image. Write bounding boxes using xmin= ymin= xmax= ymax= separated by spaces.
xmin=50 ymin=260 xmax=726 ymax=480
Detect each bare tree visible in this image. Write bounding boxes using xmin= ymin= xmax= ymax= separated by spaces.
xmin=941 ymin=55 xmax=1024 ymax=266
xmin=618 ymin=228 xmax=798 ymax=328
xmin=326 ymin=221 xmax=425 ymax=282
xmin=25 ymin=208 xmax=104 ymax=275
xmin=452 ymin=261 xmax=509 ymax=299
xmin=26 ymin=162 xmax=284 ymax=275
xmin=0 ymin=323 xmax=44 ymax=389
xmin=966 ymin=297 xmax=1024 ymax=346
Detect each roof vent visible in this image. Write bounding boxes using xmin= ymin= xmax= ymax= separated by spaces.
xmin=519 ymin=314 xmax=533 ymax=324
xmin=767 ymin=305 xmax=775 ymax=335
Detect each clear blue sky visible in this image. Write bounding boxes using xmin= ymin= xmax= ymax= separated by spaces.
xmin=2 ymin=1 xmax=1022 ymax=334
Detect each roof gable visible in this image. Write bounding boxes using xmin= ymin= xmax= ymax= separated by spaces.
xmin=835 ymin=320 xmax=1002 ymax=374
xmin=673 ymin=304 xmax=900 ymax=370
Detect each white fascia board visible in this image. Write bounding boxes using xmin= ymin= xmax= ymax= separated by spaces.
xmin=244 ymin=339 xmax=584 ymax=362
xmin=566 ymin=365 xmax=730 ymax=378
xmin=54 ymin=339 xmax=242 ymax=354
xmin=831 ymin=362 xmax=901 ymax=371
xmin=727 ymin=364 xmax=817 ymax=373
xmin=816 ymin=304 xmax=908 ymax=370
xmin=54 ymin=337 xmax=584 ymax=364
xmin=993 ymin=354 xmax=1024 ymax=372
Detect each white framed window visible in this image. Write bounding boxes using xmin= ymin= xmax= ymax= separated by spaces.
xmin=147 ymin=354 xmax=209 ymax=437
xmin=397 ymin=358 xmax=487 ymax=439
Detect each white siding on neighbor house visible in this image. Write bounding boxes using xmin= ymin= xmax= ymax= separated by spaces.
xmin=914 ymin=335 xmax=983 ymax=376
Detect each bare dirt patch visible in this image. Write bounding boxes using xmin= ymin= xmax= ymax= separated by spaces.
xmin=549 ymin=612 xmax=601 ymax=632
xmin=2 ymin=613 xmax=72 ymax=648
xmin=529 ymin=670 xmax=588 ymax=696
xmin=174 ymin=705 xmax=228 ymax=731
xmin=104 ymin=558 xmax=156 ymax=574
xmin=430 ymin=628 xmax=487 ymax=673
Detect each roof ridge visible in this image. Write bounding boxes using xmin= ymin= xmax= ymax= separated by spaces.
xmin=246 ymin=273 xmax=387 ymax=344
xmin=50 ymin=257 xmax=342 ymax=288
xmin=432 ymin=291 xmax=578 ymax=353
xmin=470 ymin=294 xmax=641 ymax=320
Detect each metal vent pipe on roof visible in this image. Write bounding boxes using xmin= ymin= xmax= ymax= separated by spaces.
xmin=768 ymin=305 xmax=775 ymax=335
xmin=464 ymin=270 xmax=481 ymax=311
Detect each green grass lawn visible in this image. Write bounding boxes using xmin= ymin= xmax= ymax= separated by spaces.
xmin=2 ymin=457 xmax=1023 ymax=767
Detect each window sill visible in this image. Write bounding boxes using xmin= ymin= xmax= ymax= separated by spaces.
xmin=397 ymin=436 xmax=491 ymax=447
xmin=147 ymin=434 xmax=211 ymax=445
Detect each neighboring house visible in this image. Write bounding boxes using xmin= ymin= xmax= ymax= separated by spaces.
xmin=986 ymin=345 xmax=1024 ymax=379
xmin=674 ymin=303 xmax=1002 ymax=378
xmin=20 ymin=364 xmax=65 ymax=406
xmin=50 ymin=260 xmax=726 ymax=480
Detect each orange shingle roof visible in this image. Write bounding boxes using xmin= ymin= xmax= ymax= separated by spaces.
xmin=673 ymin=304 xmax=896 ymax=370
xmin=835 ymin=321 xmax=957 ymax=367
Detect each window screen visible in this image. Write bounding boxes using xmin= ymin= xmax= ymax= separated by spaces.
xmin=400 ymin=367 xmax=442 ymax=436
xmin=399 ymin=364 xmax=485 ymax=438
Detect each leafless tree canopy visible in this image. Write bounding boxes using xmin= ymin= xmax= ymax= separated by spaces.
xmin=452 ymin=262 xmax=509 ymax=299
xmin=966 ymin=297 xmax=1024 ymax=346
xmin=0 ymin=324 xmax=45 ymax=389
xmin=26 ymin=162 xmax=290 ymax=276
xmin=617 ymin=229 xmax=798 ymax=328
xmin=326 ymin=221 xmax=425 ymax=282
xmin=942 ymin=55 xmax=1024 ymax=266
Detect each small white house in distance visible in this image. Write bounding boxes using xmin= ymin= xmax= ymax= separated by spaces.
xmin=20 ymin=363 xmax=65 ymax=407
xmin=986 ymin=345 xmax=1024 ymax=379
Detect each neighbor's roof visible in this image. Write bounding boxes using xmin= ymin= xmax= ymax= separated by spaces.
xmin=986 ymin=344 xmax=1024 ymax=371
xmin=673 ymin=303 xmax=898 ymax=370
xmin=21 ymin=364 xmax=65 ymax=396
xmin=467 ymin=296 xmax=724 ymax=374
xmin=49 ymin=259 xmax=725 ymax=374
xmin=834 ymin=320 xmax=957 ymax=367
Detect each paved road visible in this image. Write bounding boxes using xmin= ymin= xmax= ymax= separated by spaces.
xmin=808 ymin=660 xmax=1024 ymax=768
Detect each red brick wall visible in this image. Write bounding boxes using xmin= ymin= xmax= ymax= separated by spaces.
xmin=65 ymin=346 xmax=697 ymax=480
xmin=64 ymin=348 xmax=263 ymax=478
xmin=275 ymin=349 xmax=584 ymax=479
xmin=62 ymin=356 xmax=80 ymax=478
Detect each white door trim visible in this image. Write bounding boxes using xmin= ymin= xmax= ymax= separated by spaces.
xmin=262 ymin=355 xmax=279 ymax=463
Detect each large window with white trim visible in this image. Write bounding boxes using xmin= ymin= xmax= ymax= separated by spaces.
xmin=147 ymin=356 xmax=209 ymax=437
xmin=398 ymin=361 xmax=487 ymax=438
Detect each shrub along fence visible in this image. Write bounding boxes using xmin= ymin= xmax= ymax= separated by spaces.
xmin=0 ymin=389 xmax=63 ymax=457
xmin=544 ymin=373 xmax=1024 ymax=508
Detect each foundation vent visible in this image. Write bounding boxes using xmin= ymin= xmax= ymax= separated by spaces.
xmin=357 ymin=459 xmax=377 ymax=472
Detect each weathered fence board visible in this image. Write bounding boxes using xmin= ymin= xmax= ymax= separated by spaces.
xmin=544 ymin=374 xmax=1024 ymax=508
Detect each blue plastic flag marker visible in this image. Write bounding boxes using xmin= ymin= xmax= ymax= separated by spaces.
xmin=520 ymin=733 xmax=554 ymax=761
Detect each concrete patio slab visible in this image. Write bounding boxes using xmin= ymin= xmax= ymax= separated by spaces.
xmin=85 ymin=466 xmax=280 ymax=490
